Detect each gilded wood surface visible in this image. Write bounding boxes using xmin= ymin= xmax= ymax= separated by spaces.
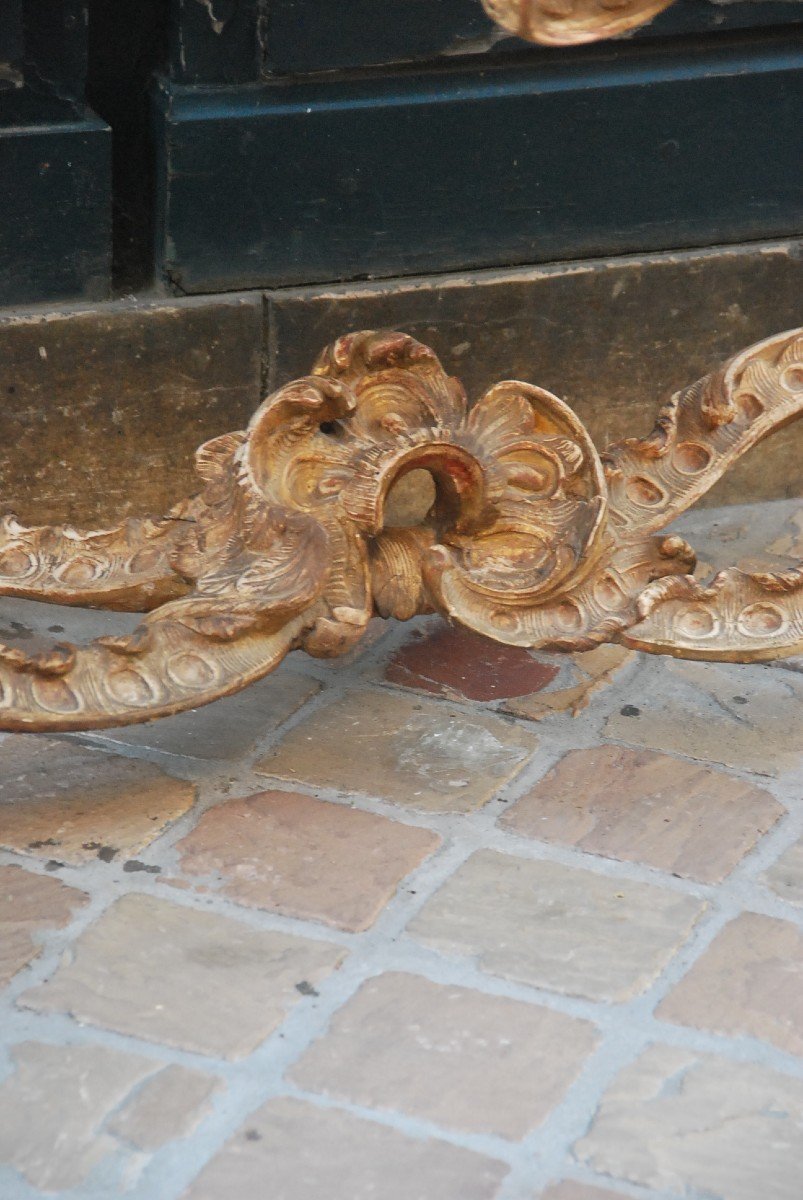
xmin=0 ymin=328 xmax=800 ymax=731
xmin=480 ymin=0 xmax=676 ymax=45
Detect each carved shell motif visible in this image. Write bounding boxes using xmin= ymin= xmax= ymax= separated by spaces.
xmin=481 ymin=0 xmax=676 ymax=46
xmin=309 ymin=332 xmax=611 ymax=630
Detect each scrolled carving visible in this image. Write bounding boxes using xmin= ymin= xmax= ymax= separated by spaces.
xmin=0 ymin=505 xmax=195 ymax=610
xmin=480 ymin=0 xmax=676 ymax=46
xmin=0 ymin=326 xmax=800 ymax=731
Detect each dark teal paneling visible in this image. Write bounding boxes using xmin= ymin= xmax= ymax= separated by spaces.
xmin=0 ymin=1 xmax=112 ymax=305
xmin=154 ymin=32 xmax=803 ymax=293
xmin=164 ymin=0 xmax=803 ymax=84
xmin=0 ymin=105 xmax=111 ymax=305
xmin=265 ymin=0 xmax=803 ymax=76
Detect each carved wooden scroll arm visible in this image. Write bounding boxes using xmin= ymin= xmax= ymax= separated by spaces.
xmin=0 ymin=504 xmax=197 ymax=612
xmin=0 ymin=327 xmax=799 ymax=732
xmin=608 ymin=329 xmax=803 ymax=661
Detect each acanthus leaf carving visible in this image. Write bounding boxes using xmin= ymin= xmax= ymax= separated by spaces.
xmin=0 ymin=326 xmax=800 ymax=731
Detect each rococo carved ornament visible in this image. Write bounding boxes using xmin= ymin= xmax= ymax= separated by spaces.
xmin=0 ymin=327 xmax=800 ymax=732
xmin=480 ymin=0 xmax=677 ymax=46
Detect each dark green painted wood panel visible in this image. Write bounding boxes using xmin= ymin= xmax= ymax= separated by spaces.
xmin=167 ymin=0 xmax=261 ymax=86
xmin=0 ymin=4 xmax=25 ymax=74
xmin=165 ymin=0 xmax=803 ymax=84
xmin=154 ymin=32 xmax=802 ymax=293
xmin=0 ymin=1 xmax=112 ymax=305
xmin=23 ymin=0 xmax=90 ymax=95
xmin=0 ymin=105 xmax=111 ymax=305
xmin=264 ymin=0 xmax=803 ymax=76
xmin=86 ymin=0 xmax=166 ymax=289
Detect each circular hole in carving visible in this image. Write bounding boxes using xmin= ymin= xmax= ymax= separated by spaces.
xmin=0 ymin=546 xmax=37 ymax=580
xmin=737 ymin=603 xmax=786 ymax=638
xmin=490 ymin=608 xmax=520 ymax=634
xmin=674 ymin=442 xmax=712 ymax=475
xmin=625 ymin=476 xmax=665 ymax=507
xmin=54 ymin=557 xmax=105 ymax=587
xmin=384 ymin=469 xmax=437 ymax=528
xmin=31 ymin=676 xmax=81 ymax=714
xmin=781 ymin=365 xmax=803 ymax=392
xmin=319 ymin=421 xmax=338 ymax=435
xmin=107 ymin=669 xmax=156 ymax=707
xmin=676 ymin=606 xmax=718 ymax=639
xmin=167 ymin=653 xmax=219 ymax=689
xmin=594 ymin=574 xmax=627 ymax=611
xmin=554 ymin=601 xmax=583 ymax=632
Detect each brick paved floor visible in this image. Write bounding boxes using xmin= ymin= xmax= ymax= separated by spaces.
xmin=0 ymin=499 xmax=801 ymax=1200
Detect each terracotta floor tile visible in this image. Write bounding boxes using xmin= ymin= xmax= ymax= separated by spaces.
xmin=384 ymin=620 xmax=559 ymax=701
xmin=657 ymin=912 xmax=803 ymax=1055
xmin=575 ymin=1045 xmax=803 ymax=1200
xmin=501 ymin=745 xmax=782 ymax=882
xmin=108 ymin=1064 xmax=221 ymax=1151
xmin=291 ymin=972 xmax=598 ymax=1139
xmin=256 ymin=689 xmax=535 ymax=813
xmin=174 ymin=790 xmax=440 ymax=931
xmin=605 ymin=659 xmax=803 ymax=777
xmin=0 ymin=500 xmax=799 ymax=1200
xmin=183 ymin=1096 xmax=507 ymax=1200
xmin=18 ymin=893 xmax=346 ymax=1058
xmin=540 ymin=1184 xmax=632 ymax=1200
xmin=0 ymin=1041 xmax=156 ymax=1192
xmin=762 ymin=837 xmax=803 ymax=906
xmin=408 ymin=850 xmax=705 ymax=1001
xmin=0 ymin=735 xmax=196 ymax=864
xmin=0 ymin=864 xmax=88 ymax=986
xmin=504 ymin=644 xmax=634 ymax=721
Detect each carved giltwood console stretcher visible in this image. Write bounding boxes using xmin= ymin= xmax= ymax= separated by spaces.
xmin=0 ymin=326 xmax=800 ymax=732
xmin=0 ymin=0 xmax=799 ymax=732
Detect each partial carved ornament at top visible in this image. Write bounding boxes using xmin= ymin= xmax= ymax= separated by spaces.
xmin=481 ymin=0 xmax=676 ymax=45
